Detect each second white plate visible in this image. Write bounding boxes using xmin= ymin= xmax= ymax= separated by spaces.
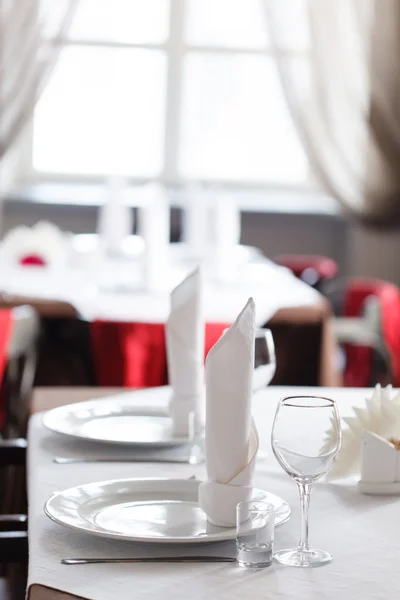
xmin=43 ymin=390 xmax=188 ymax=448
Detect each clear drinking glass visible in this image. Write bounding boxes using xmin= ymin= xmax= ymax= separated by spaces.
xmin=236 ymin=501 xmax=275 ymax=568
xmin=224 ymin=327 xmax=276 ymax=392
xmin=271 ymin=396 xmax=341 ymax=567
xmin=253 ymin=328 xmax=276 ymax=391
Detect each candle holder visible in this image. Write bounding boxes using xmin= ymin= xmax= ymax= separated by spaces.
xmin=358 ymin=430 xmax=400 ymax=495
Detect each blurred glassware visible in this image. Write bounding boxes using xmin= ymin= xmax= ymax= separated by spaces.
xmin=223 ymin=327 xmax=275 ymax=392
xmin=97 ymin=177 xmax=133 ymax=257
xmin=253 ymin=328 xmax=276 ymax=391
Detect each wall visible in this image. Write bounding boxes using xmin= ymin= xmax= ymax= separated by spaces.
xmin=348 ymin=225 xmax=400 ymax=285
xmin=240 ymin=212 xmax=349 ymax=275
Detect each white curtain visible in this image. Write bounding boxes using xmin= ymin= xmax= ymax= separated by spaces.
xmin=0 ymin=0 xmax=77 ymax=161
xmin=265 ymin=0 xmax=400 ymax=228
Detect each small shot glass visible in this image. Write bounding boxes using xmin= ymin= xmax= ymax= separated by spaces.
xmin=236 ymin=501 xmax=275 ymax=568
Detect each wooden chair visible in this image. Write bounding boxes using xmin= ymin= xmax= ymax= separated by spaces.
xmin=0 ymin=439 xmax=28 ymax=600
xmin=2 ymin=306 xmax=39 ymax=438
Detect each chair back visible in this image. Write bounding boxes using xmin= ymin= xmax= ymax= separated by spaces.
xmin=342 ymin=279 xmax=400 ymax=387
xmin=274 ymin=254 xmax=338 ymax=290
xmin=2 ymin=306 xmax=39 ymax=436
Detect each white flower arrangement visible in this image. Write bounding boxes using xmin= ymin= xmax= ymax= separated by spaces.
xmin=0 ymin=221 xmax=71 ymax=267
xmin=325 ymin=384 xmax=400 ymax=480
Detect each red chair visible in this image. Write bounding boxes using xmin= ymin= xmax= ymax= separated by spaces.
xmin=275 ymin=254 xmax=338 ymax=291
xmin=339 ymin=279 xmax=400 ymax=387
xmin=275 ymin=254 xmax=399 ymax=386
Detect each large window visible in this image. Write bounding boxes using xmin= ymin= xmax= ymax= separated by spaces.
xmin=31 ymin=0 xmax=310 ymax=187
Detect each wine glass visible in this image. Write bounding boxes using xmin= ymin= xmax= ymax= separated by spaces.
xmin=253 ymin=329 xmax=276 ymax=392
xmin=271 ymin=396 xmax=341 ymax=567
xmin=222 ymin=327 xmax=276 ymax=392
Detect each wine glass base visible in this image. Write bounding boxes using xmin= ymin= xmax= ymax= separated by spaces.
xmin=274 ymin=548 xmax=332 ymax=568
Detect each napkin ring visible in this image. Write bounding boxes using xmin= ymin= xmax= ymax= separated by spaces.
xmin=198 ymin=480 xmax=253 ymax=527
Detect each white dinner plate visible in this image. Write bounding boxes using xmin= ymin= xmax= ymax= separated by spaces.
xmin=44 ymin=478 xmax=291 ymax=544
xmin=43 ymin=392 xmax=189 ymax=448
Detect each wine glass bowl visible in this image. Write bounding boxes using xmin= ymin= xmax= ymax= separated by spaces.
xmin=253 ymin=328 xmax=276 ymax=391
xmin=271 ymin=396 xmax=341 ymax=567
xmin=223 ymin=327 xmax=276 ymax=392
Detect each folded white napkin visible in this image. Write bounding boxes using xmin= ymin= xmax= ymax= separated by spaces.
xmin=137 ymin=183 xmax=170 ymax=291
xmin=97 ymin=177 xmax=133 ymax=255
xmin=166 ymin=267 xmax=205 ymax=437
xmin=198 ymin=297 xmax=259 ymax=527
xmin=211 ymin=194 xmax=241 ymax=282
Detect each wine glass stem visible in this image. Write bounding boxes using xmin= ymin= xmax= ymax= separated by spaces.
xmin=297 ymin=482 xmax=311 ymax=553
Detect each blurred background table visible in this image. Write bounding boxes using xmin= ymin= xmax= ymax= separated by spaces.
xmin=0 ymin=293 xmax=338 ymax=388
xmin=0 ymin=238 xmax=340 ymax=388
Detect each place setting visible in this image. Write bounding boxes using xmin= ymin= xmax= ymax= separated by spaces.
xmin=38 ymin=267 xmax=343 ymax=574
xmin=42 ymin=268 xmax=206 ymax=462
xmin=43 ymin=269 xmax=277 ymax=463
xmin=42 ymin=273 xmax=289 ymax=552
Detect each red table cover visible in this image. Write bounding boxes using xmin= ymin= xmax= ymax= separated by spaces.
xmin=91 ymin=321 xmax=229 ymax=388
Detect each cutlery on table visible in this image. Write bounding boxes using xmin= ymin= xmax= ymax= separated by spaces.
xmin=53 ymin=456 xmax=192 ymax=464
xmin=62 ymin=556 xmax=235 ymax=565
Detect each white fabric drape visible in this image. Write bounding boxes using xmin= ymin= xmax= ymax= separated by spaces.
xmin=265 ymin=0 xmax=400 ymax=228
xmin=0 ymin=0 xmax=77 ymax=161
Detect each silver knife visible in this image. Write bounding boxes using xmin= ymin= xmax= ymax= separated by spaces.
xmin=54 ymin=456 xmax=191 ymax=464
xmin=62 ymin=556 xmax=235 ymax=565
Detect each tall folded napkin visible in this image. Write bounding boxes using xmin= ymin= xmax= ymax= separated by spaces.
xmin=166 ymin=268 xmax=204 ymax=437
xmin=211 ymin=194 xmax=241 ymax=282
xmin=137 ymin=183 xmax=170 ymax=291
xmin=198 ymin=297 xmax=258 ymax=527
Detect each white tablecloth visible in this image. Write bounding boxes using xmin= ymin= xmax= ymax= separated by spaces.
xmin=0 ymin=245 xmax=320 ymax=325
xmin=28 ymin=386 xmax=400 ymax=600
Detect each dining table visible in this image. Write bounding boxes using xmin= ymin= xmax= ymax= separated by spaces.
xmin=0 ymin=237 xmax=340 ymax=387
xmin=27 ymin=385 xmax=398 ymax=600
